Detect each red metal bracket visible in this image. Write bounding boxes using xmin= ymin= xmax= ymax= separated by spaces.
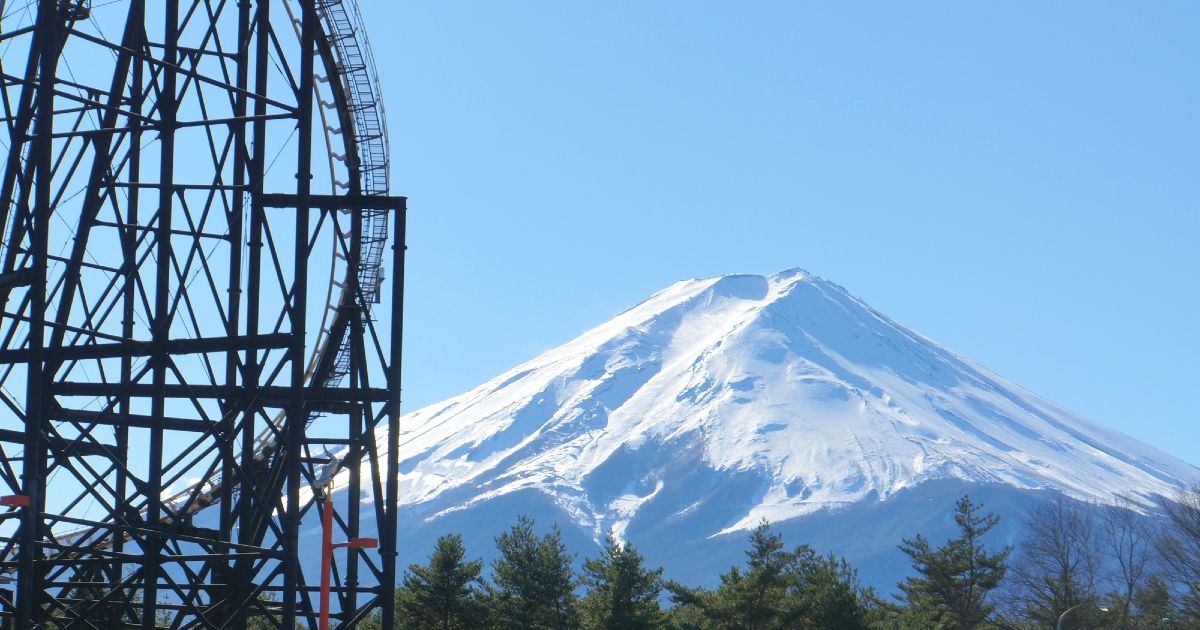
xmin=0 ymin=495 xmax=29 ymax=507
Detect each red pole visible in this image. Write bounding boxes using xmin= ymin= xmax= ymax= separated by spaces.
xmin=319 ymin=497 xmax=334 ymax=630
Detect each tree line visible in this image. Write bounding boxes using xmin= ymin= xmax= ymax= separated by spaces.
xmin=355 ymin=487 xmax=1200 ymax=629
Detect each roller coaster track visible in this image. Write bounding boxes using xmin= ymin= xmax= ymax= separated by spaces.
xmin=156 ymin=0 xmax=393 ymax=521
xmin=0 ymin=0 xmax=406 ymax=626
xmin=313 ymin=0 xmax=391 ymax=380
xmin=31 ymin=0 xmax=394 ymax=541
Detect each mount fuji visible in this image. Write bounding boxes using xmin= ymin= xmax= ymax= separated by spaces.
xmin=339 ymin=269 xmax=1197 ymax=588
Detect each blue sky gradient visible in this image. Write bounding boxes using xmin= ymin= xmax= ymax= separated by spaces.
xmin=363 ymin=2 xmax=1200 ymax=463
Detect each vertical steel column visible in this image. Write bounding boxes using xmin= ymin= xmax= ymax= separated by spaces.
xmin=143 ymin=1 xmax=180 ymax=627
xmin=115 ymin=3 xmax=147 ymax=619
xmin=218 ymin=0 xmax=252 ymax=620
xmin=380 ymin=200 xmax=407 ymax=630
xmin=0 ymin=1 xmax=404 ymax=623
xmin=236 ymin=1 xmax=271 ymax=624
xmin=15 ymin=2 xmax=57 ymax=627
xmin=343 ymin=29 xmax=370 ymax=620
xmin=283 ymin=0 xmax=318 ymax=624
xmin=345 ymin=213 xmax=364 ymax=623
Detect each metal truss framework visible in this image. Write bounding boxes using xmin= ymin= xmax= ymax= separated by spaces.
xmin=0 ymin=0 xmax=404 ymax=627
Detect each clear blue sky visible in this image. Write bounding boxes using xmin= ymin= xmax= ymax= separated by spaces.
xmin=363 ymin=2 xmax=1200 ymax=464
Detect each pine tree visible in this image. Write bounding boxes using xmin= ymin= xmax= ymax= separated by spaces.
xmin=394 ymin=533 xmax=486 ymax=630
xmin=667 ymin=521 xmax=873 ymax=629
xmin=869 ymin=596 xmax=947 ymax=630
xmin=783 ymin=548 xmax=872 ymax=629
xmin=668 ymin=521 xmax=793 ymax=628
xmin=664 ymin=602 xmax=710 ymax=630
xmin=579 ymin=534 xmax=665 ymax=629
xmin=1131 ymin=576 xmax=1174 ymax=629
xmin=896 ymin=495 xmax=1009 ymax=629
xmin=727 ymin=521 xmax=794 ymax=627
xmin=487 ymin=515 xmax=577 ymax=629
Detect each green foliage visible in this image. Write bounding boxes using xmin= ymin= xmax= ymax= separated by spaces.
xmin=666 ymin=520 xmax=873 ymax=629
xmin=486 ymin=515 xmax=578 ymax=629
xmin=895 ymin=495 xmax=1009 ymax=630
xmin=665 ymin=601 xmax=711 ymax=630
xmin=578 ymin=534 xmax=664 ymax=629
xmin=1130 ymin=576 xmax=1174 ymax=629
xmin=392 ymin=533 xmax=488 ymax=630
xmin=355 ymin=491 xmax=1200 ymax=629
xmin=786 ymin=548 xmax=876 ymax=629
xmin=868 ymin=596 xmax=947 ymax=630
xmin=243 ymin=613 xmax=279 ymax=630
xmin=241 ymin=594 xmax=281 ymax=630
xmin=667 ymin=521 xmax=794 ymax=628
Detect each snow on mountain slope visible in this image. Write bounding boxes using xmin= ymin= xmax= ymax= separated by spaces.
xmin=373 ymin=268 xmax=1196 ymax=543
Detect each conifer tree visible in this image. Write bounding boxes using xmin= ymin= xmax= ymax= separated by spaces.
xmin=783 ymin=547 xmax=872 ymax=629
xmin=668 ymin=521 xmax=873 ymax=629
xmin=668 ymin=521 xmax=793 ymax=628
xmin=579 ymin=534 xmax=665 ymax=629
xmin=726 ymin=521 xmax=795 ymax=627
xmin=896 ymin=495 xmax=1009 ymax=629
xmin=394 ymin=533 xmax=486 ymax=630
xmin=1131 ymin=576 xmax=1174 ymax=629
xmin=487 ymin=515 xmax=577 ymax=629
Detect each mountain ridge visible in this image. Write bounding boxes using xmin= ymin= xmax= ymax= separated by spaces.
xmin=367 ymin=268 xmax=1195 ymax=550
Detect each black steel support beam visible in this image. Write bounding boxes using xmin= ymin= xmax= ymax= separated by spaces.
xmin=259 ymin=192 xmax=407 ymax=211
xmin=16 ymin=1 xmax=58 ymax=625
xmin=0 ymin=333 xmax=290 ymax=363
xmin=141 ymin=2 xmax=178 ymax=625
xmin=0 ymin=1 xmax=403 ymax=626
xmin=381 ymin=193 xmax=407 ymax=630
xmin=51 ymin=408 xmax=218 ymax=433
xmin=50 ymin=381 xmax=391 ymax=403
xmin=281 ymin=2 xmax=318 ymax=623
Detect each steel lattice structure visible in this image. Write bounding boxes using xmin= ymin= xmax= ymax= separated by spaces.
xmin=0 ymin=0 xmax=405 ymax=627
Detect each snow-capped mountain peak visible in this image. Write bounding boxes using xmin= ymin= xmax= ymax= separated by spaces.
xmin=384 ymin=269 xmax=1195 ymax=542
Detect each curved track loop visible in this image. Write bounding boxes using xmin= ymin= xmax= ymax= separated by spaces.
xmin=0 ymin=1 xmax=404 ymax=627
xmin=164 ymin=0 xmax=393 ymax=522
